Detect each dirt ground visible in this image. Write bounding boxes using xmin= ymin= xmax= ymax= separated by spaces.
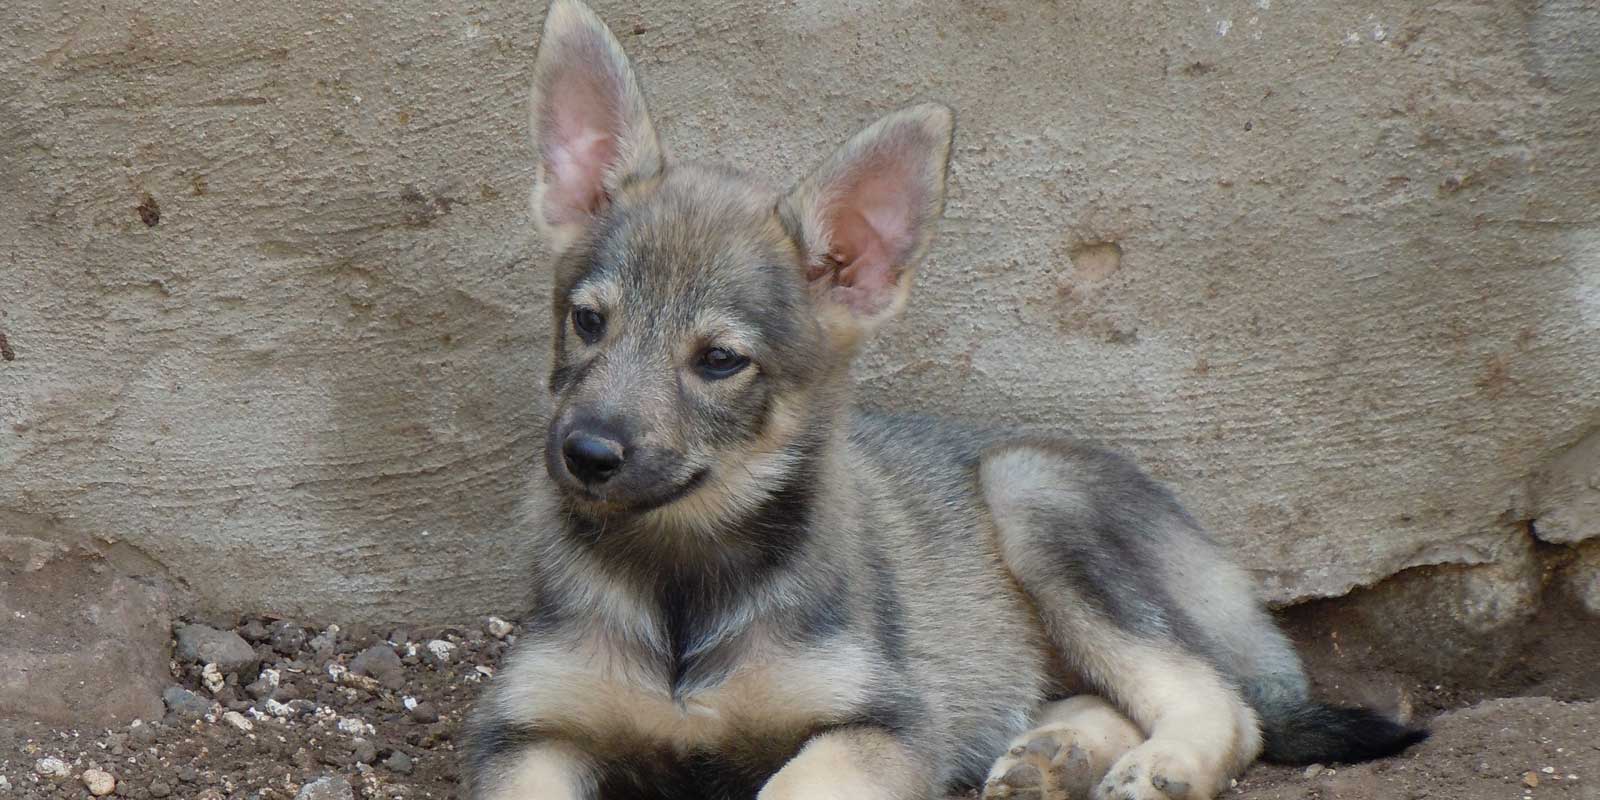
xmin=1 ymin=611 xmax=1596 ymax=800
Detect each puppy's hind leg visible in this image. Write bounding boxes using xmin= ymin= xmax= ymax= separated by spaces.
xmin=981 ymin=444 xmax=1262 ymax=800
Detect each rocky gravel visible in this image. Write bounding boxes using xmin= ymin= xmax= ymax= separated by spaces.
xmin=0 ymin=615 xmax=511 ymax=800
xmin=1 ymin=613 xmax=1595 ymax=800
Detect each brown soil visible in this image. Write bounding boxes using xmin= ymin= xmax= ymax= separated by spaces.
xmin=1 ymin=608 xmax=1596 ymax=800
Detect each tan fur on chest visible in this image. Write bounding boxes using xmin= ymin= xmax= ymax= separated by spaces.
xmin=495 ymin=632 xmax=877 ymax=751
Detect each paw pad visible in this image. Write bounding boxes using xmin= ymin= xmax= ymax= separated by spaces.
xmin=982 ymin=730 xmax=1098 ymax=800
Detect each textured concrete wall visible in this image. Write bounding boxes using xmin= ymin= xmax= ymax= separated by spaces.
xmin=3 ymin=0 xmax=1598 ymax=625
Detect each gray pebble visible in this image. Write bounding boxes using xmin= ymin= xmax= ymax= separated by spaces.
xmin=174 ymin=623 xmax=259 ymax=676
xmin=162 ymin=686 xmax=211 ymax=721
xmin=238 ymin=619 xmax=271 ymax=642
xmin=382 ymin=751 xmax=414 ymax=775
xmin=129 ymin=722 xmax=162 ymax=745
xmin=269 ymin=621 xmax=307 ymax=656
xmin=294 ymin=775 xmax=354 ymax=800
xmin=409 ymin=701 xmax=440 ymax=723
xmin=349 ymin=644 xmax=405 ymax=689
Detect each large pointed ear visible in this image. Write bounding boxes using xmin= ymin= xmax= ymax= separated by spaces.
xmin=528 ymin=0 xmax=665 ymax=252
xmin=779 ymin=103 xmax=955 ymax=345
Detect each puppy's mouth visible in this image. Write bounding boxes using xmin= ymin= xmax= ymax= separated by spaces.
xmin=559 ymin=467 xmax=712 ymax=515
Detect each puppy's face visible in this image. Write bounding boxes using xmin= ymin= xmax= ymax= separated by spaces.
xmin=528 ymin=0 xmax=953 ymax=528
xmin=542 ymin=167 xmax=821 ymax=520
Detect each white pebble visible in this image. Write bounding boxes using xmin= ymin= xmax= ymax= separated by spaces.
xmin=486 ymin=617 xmax=514 ymax=639
xmin=326 ymin=663 xmax=348 ymax=681
xmin=222 ymin=711 xmax=255 ymax=732
xmin=337 ymin=716 xmax=375 ymax=736
xmin=403 ymin=696 xmax=419 ymax=711
xmin=266 ymin=699 xmax=294 ymax=718
xmin=1543 ymin=767 xmax=1556 ymax=774
xmin=35 ymin=757 xmax=70 ymax=777
xmin=426 ymin=639 xmax=456 ymax=662
xmin=83 ymin=768 xmax=116 ymax=796
xmin=201 ymin=662 xmax=225 ymax=693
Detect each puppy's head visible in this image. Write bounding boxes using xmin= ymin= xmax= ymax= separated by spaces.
xmin=528 ymin=0 xmax=953 ymax=527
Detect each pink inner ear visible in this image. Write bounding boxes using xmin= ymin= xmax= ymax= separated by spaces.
xmin=825 ymin=169 xmax=920 ymax=300
xmin=539 ymin=76 xmax=622 ymax=228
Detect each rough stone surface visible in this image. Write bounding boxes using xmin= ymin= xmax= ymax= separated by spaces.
xmin=1566 ymin=539 xmax=1600 ymax=617
xmin=1533 ymin=429 xmax=1600 ymax=545
xmin=2 ymin=0 xmax=1597 ymax=622
xmin=0 ymin=525 xmax=170 ymax=727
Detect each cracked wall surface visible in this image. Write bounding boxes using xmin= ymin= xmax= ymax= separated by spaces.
xmin=2 ymin=1 xmax=1598 ymax=623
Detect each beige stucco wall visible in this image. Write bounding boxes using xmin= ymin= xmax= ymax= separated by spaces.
xmin=3 ymin=1 xmax=1597 ymax=624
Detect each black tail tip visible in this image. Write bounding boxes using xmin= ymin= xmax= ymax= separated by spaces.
xmin=1262 ymin=704 xmax=1430 ymax=766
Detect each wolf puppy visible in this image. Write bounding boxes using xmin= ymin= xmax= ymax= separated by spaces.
xmin=464 ymin=2 xmax=1427 ymax=799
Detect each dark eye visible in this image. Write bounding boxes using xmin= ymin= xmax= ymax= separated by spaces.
xmin=572 ymin=307 xmax=605 ymax=342
xmin=697 ymin=347 xmax=750 ymax=380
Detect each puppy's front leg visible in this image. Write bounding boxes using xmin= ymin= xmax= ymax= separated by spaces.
xmin=759 ymin=728 xmax=931 ymax=800
xmin=472 ymin=741 xmax=594 ymax=800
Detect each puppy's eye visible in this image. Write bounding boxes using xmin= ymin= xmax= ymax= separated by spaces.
xmin=697 ymin=347 xmax=750 ymax=380
xmin=572 ymin=307 xmax=606 ymax=342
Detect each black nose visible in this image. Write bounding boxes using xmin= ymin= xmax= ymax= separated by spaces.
xmin=562 ymin=431 xmax=625 ymax=484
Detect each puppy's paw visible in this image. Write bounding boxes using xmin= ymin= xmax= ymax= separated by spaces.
xmin=982 ymin=726 xmax=1101 ymax=800
xmin=1092 ymin=740 xmax=1213 ymax=800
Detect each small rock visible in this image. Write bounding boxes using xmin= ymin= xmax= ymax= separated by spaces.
xmin=339 ymin=671 xmax=382 ymax=692
xmin=35 ymin=757 xmax=70 ymax=777
xmin=239 ymin=619 xmax=271 ymax=642
xmin=425 ymin=639 xmax=456 ymax=663
xmin=129 ymin=721 xmax=162 ymax=744
xmin=149 ymin=779 xmax=173 ymax=798
xmin=0 ymin=776 xmax=9 ymax=791
xmin=309 ymin=625 xmax=342 ymax=654
xmin=381 ymin=751 xmax=414 ymax=775
xmin=295 ymin=776 xmax=355 ymax=800
xmin=270 ymin=621 xmax=308 ymax=655
xmin=352 ymin=738 xmax=378 ymax=765
xmin=1524 ymin=771 xmax=1540 ymax=788
xmin=165 ymin=683 xmax=214 ymax=720
xmin=222 ymin=710 xmax=254 ymax=731
xmin=350 ymin=644 xmax=405 ymax=689
xmin=246 ymin=667 xmax=281 ymax=700
xmin=1302 ymin=764 xmax=1326 ymax=779
xmin=485 ymin=616 xmax=514 ymax=639
xmin=175 ymin=623 xmax=259 ymax=675
xmin=82 ymin=768 xmax=116 ymax=796
xmin=337 ymin=716 xmax=375 ymax=736
xmin=265 ymin=698 xmax=295 ymax=717
xmin=409 ymin=701 xmax=440 ymax=723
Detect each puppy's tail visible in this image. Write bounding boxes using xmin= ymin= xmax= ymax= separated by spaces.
xmin=1256 ymin=698 xmax=1430 ymax=765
